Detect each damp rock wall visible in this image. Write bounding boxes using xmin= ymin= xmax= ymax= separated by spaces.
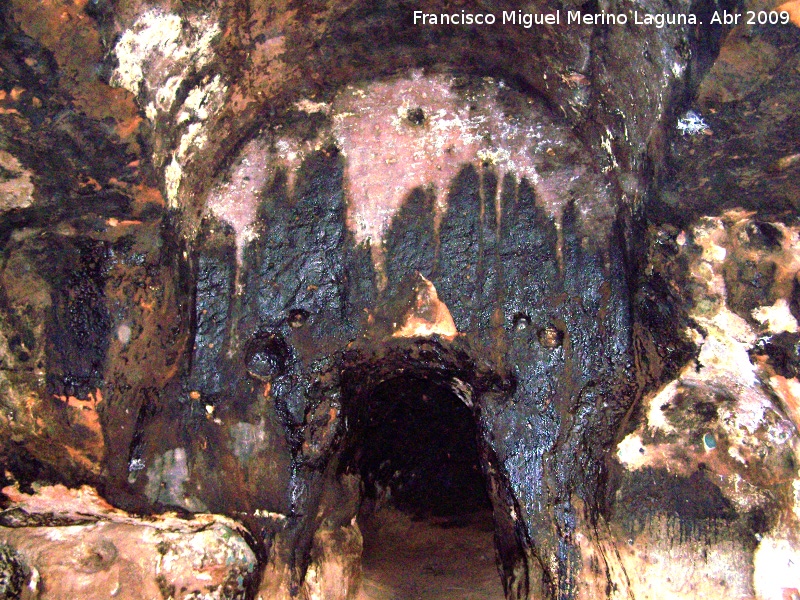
xmin=612 ymin=214 xmax=800 ymax=599
xmin=0 ymin=0 xmax=798 ymax=599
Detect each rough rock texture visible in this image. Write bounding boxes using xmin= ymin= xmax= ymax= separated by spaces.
xmin=0 ymin=0 xmax=799 ymax=599
xmin=658 ymin=12 xmax=800 ymax=222
xmin=0 ymin=484 xmax=258 ymax=599
xmin=612 ymin=214 xmax=800 ymax=600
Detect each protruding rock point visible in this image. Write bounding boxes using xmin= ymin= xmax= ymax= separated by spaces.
xmin=393 ymin=274 xmax=458 ymax=339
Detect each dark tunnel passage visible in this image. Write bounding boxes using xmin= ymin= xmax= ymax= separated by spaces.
xmin=347 ymin=375 xmax=490 ymax=517
xmin=340 ymin=373 xmax=506 ymax=599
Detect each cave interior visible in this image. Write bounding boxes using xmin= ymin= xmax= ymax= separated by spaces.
xmin=0 ymin=0 xmax=799 ymax=599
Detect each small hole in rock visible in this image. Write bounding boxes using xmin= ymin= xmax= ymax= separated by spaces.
xmin=244 ymin=332 xmax=291 ymax=381
xmin=288 ymin=309 xmax=309 ymax=329
xmin=76 ymin=539 xmax=118 ymax=573
xmin=406 ymin=107 xmax=425 ymax=125
xmin=8 ymin=334 xmax=31 ymax=362
xmin=537 ymin=324 xmax=564 ymax=348
xmin=512 ymin=313 xmax=531 ymax=332
xmin=745 ymin=221 xmax=783 ymax=250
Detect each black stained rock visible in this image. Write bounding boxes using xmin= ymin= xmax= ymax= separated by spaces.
xmin=615 ymin=467 xmax=737 ymax=541
xmin=436 ymin=164 xmax=494 ymax=334
xmin=751 ymin=332 xmax=800 ymax=379
xmin=44 ymin=237 xmax=112 ymax=399
xmin=240 ymin=149 xmax=355 ymax=342
xmin=384 ymin=187 xmax=436 ymax=295
xmin=186 ymin=220 xmax=237 ymax=398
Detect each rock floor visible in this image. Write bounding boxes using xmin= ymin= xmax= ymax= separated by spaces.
xmin=356 ymin=507 xmax=505 ymax=600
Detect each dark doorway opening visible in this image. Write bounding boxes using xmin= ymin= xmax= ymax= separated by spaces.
xmin=342 ymin=373 xmax=505 ymax=599
xmin=353 ymin=375 xmax=490 ymax=517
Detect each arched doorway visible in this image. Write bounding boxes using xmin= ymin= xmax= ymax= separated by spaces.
xmin=336 ymin=338 xmax=528 ymax=600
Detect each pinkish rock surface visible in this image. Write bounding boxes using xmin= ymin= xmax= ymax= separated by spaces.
xmin=0 ymin=485 xmax=258 ymax=600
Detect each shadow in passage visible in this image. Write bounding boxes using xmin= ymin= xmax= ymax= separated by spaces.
xmin=345 ymin=376 xmax=506 ymax=600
